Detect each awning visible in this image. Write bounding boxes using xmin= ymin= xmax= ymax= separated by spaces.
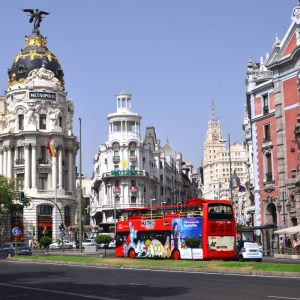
xmin=274 ymin=225 xmax=300 ymax=235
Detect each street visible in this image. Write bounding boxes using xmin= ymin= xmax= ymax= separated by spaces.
xmin=0 ymin=260 xmax=299 ymax=300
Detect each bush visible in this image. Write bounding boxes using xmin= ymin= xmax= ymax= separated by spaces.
xmin=184 ymin=237 xmax=201 ymax=248
xmin=95 ymin=234 xmax=113 ymax=246
xmin=39 ymin=236 xmax=52 ymax=248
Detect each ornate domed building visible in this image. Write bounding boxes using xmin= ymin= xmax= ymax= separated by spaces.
xmin=0 ymin=12 xmax=78 ymax=243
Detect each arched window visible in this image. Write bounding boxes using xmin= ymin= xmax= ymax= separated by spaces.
xmin=131 ymin=196 xmax=136 ymax=205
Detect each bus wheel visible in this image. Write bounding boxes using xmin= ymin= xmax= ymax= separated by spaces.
xmin=172 ymin=249 xmax=181 ymax=260
xmin=128 ymin=248 xmax=136 ymax=259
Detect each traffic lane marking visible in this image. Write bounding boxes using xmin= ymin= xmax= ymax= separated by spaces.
xmin=0 ymin=282 xmax=119 ymax=300
xmin=268 ymin=296 xmax=300 ymax=299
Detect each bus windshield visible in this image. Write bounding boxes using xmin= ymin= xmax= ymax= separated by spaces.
xmin=208 ymin=204 xmax=233 ymax=220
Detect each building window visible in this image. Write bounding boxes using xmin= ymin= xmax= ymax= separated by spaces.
xmin=265 ymin=152 xmax=273 ymax=182
xmin=130 ymin=165 xmax=135 ymax=171
xmin=39 ymin=114 xmax=46 ymax=129
xmin=114 ymin=180 xmax=119 ymax=187
xmin=16 ymin=174 xmax=24 ymax=190
xmin=18 ymin=114 xmax=24 ymax=130
xmin=131 ymin=180 xmax=136 ymax=187
xmin=263 ymin=94 xmax=269 ymax=115
xmin=264 ymin=124 xmax=271 ymax=142
xmin=39 ymin=174 xmax=48 ymax=190
xmin=59 ymin=116 xmax=62 ymax=127
xmin=16 ymin=146 xmax=24 ymax=164
xmin=131 ymin=196 xmax=136 ymax=204
xmin=38 ymin=205 xmax=52 ymax=216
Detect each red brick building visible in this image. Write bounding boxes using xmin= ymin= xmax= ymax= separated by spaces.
xmin=245 ymin=3 xmax=300 ymax=239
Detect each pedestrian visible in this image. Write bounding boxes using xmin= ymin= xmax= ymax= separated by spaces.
xmin=28 ymin=238 xmax=33 ymax=249
xmin=279 ymin=237 xmax=284 ymax=254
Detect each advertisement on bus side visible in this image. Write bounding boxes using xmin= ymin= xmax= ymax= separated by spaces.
xmin=171 ymin=218 xmax=203 ymax=259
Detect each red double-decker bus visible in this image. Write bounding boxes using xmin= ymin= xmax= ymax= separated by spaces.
xmin=116 ymin=198 xmax=236 ymax=260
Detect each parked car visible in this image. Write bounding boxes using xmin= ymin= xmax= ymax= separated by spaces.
xmin=236 ymin=240 xmax=262 ymax=262
xmin=49 ymin=240 xmax=73 ymax=250
xmin=0 ymin=242 xmax=32 ymax=257
xmin=82 ymin=239 xmax=98 ymax=249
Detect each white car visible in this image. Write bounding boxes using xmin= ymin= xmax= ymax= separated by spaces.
xmin=82 ymin=239 xmax=97 ymax=248
xmin=236 ymin=241 xmax=262 ymax=262
xmin=49 ymin=240 xmax=73 ymax=250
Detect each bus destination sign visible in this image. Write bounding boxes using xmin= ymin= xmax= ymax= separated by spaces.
xmin=29 ymin=92 xmax=56 ymax=100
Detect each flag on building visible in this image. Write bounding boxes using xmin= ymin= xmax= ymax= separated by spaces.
xmin=47 ymin=140 xmax=56 ymax=157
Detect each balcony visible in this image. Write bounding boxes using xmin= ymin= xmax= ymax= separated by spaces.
xmin=113 ymin=186 xmax=121 ymax=194
xmin=15 ymin=159 xmax=25 ymax=165
xmin=112 ymin=155 xmax=120 ymax=164
xmin=264 ymin=173 xmax=275 ymax=192
xmin=129 ymin=186 xmax=139 ymax=193
xmin=38 ymin=158 xmax=50 ymax=165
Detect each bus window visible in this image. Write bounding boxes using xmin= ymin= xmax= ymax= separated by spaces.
xmin=116 ymin=233 xmax=129 ymax=247
xmin=208 ymin=204 xmax=233 ymax=220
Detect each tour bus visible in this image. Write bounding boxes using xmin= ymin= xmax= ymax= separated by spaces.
xmin=116 ymin=198 xmax=236 ymax=260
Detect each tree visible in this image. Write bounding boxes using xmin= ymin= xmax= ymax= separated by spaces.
xmin=0 ymin=175 xmax=17 ymax=213
xmin=0 ymin=176 xmax=31 ymax=243
xmin=95 ymin=234 xmax=113 ymax=257
xmin=39 ymin=236 xmax=52 ymax=255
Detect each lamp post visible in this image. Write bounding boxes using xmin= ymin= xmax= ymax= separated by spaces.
xmin=79 ymin=118 xmax=83 ymax=253
xmin=114 ymin=196 xmax=117 ymax=236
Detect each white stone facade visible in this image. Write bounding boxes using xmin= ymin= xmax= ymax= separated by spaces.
xmin=0 ymin=47 xmax=78 ymax=243
xmin=91 ymin=92 xmax=196 ymax=228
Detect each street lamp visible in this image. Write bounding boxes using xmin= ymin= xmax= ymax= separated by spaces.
xmin=79 ymin=117 xmax=83 ymax=253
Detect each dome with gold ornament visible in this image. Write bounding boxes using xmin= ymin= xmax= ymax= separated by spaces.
xmin=7 ymin=29 xmax=64 ymax=87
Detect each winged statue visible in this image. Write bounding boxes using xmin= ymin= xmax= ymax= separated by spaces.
xmin=23 ymin=9 xmax=50 ymax=30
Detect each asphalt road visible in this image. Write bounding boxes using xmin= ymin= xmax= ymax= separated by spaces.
xmin=0 ymin=260 xmax=299 ymax=300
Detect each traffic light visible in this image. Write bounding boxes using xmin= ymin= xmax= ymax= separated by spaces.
xmin=59 ymin=223 xmax=65 ymax=232
xmin=19 ymin=192 xmax=25 ymax=203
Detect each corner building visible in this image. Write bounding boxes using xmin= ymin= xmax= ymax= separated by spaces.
xmin=0 ymin=25 xmax=78 ymax=242
xmin=245 ymin=4 xmax=300 ymax=236
xmin=91 ymin=93 xmax=195 ymax=229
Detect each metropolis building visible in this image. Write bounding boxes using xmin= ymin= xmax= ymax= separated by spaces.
xmin=0 ymin=17 xmax=78 ymax=242
xmin=90 ymin=92 xmax=196 ymax=229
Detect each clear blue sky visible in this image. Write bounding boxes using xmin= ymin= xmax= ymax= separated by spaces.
xmin=0 ymin=1 xmax=296 ymax=177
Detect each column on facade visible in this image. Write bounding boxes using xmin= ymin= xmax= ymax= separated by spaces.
xmin=68 ymin=149 xmax=73 ymax=192
xmin=58 ymin=147 xmax=63 ymax=189
xmin=24 ymin=144 xmax=30 ymax=189
xmin=3 ymin=148 xmax=7 ymax=177
xmin=7 ymin=146 xmax=12 ymax=179
xmin=0 ymin=148 xmax=3 ymax=176
xmin=31 ymin=144 xmax=37 ymax=189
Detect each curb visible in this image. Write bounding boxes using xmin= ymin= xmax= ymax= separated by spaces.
xmin=5 ymin=258 xmax=300 ymax=278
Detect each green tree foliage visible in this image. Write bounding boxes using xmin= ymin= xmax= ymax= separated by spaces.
xmin=39 ymin=236 xmax=52 ymax=247
xmin=95 ymin=234 xmax=113 ymax=245
xmin=0 ymin=175 xmax=17 ymax=213
xmin=0 ymin=176 xmax=31 ymax=213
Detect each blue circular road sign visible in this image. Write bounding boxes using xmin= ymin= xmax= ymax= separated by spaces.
xmin=60 ymin=232 xmax=65 ymax=238
xmin=12 ymin=227 xmax=21 ymax=237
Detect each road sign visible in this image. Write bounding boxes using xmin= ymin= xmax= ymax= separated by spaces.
xmin=12 ymin=227 xmax=21 ymax=237
xmin=60 ymin=232 xmax=65 ymax=238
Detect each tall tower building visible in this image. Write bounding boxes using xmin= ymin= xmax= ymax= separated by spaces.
xmin=202 ymin=101 xmax=248 ymax=222
xmin=0 ymin=12 xmax=78 ymax=242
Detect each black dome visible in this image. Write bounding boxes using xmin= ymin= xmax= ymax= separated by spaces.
xmin=8 ymin=30 xmax=64 ymax=87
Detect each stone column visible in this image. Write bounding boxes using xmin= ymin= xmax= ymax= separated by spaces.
xmin=3 ymin=148 xmax=7 ymax=177
xmin=24 ymin=144 xmax=30 ymax=189
xmin=58 ymin=147 xmax=63 ymax=189
xmin=0 ymin=148 xmax=3 ymax=176
xmin=68 ymin=150 xmax=73 ymax=192
xmin=31 ymin=144 xmax=37 ymax=189
xmin=52 ymin=154 xmax=57 ymax=191
xmin=7 ymin=146 xmax=12 ymax=179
